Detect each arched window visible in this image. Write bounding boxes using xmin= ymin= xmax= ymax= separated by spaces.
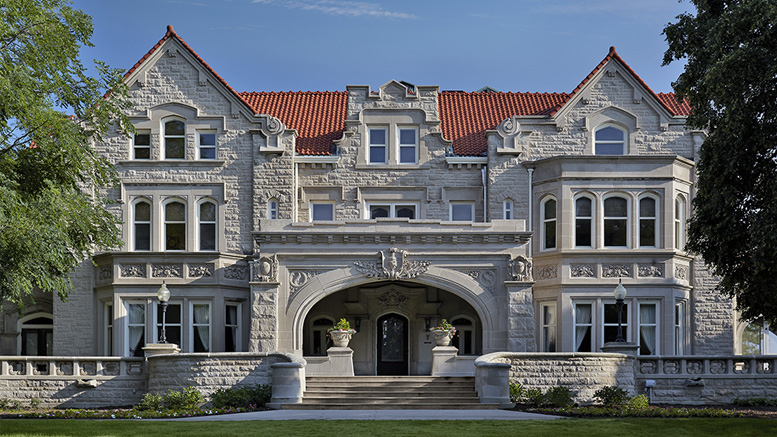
xmin=133 ymin=200 xmax=151 ymax=251
xmin=18 ymin=313 xmax=53 ymax=356
xmin=164 ymin=200 xmax=186 ymax=251
xmin=268 ymin=198 xmax=278 ymax=220
xmin=198 ymin=200 xmax=216 ymax=251
xmin=541 ymin=197 xmax=557 ymax=250
xmin=638 ymin=196 xmax=658 ymax=248
xmin=163 ymin=118 xmax=186 ymax=159
xmin=595 ymin=125 xmax=626 ymax=155
xmin=309 ymin=316 xmax=334 ymax=355
xmin=574 ymin=196 xmax=593 ymax=247
xmin=603 ymin=195 xmax=629 ymax=247
xmin=674 ymin=195 xmax=686 ymax=250
xmin=503 ymin=199 xmax=514 ymax=220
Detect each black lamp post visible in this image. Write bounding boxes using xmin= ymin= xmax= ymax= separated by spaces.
xmin=614 ymin=279 xmax=627 ymax=343
xmin=157 ymin=281 xmax=170 ymax=343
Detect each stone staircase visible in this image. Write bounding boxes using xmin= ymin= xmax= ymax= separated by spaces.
xmin=282 ymin=376 xmax=499 ymax=410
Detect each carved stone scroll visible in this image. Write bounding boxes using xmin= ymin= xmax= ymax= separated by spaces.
xmin=354 ymin=247 xmax=430 ymax=281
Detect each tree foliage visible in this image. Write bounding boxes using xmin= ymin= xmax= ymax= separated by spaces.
xmin=664 ymin=0 xmax=777 ymax=325
xmin=0 ymin=0 xmax=130 ymax=306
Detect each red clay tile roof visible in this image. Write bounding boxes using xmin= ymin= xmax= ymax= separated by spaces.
xmin=657 ymin=93 xmax=691 ymax=116
xmin=239 ymin=91 xmax=348 ymax=156
xmin=438 ymin=91 xmax=570 ymax=156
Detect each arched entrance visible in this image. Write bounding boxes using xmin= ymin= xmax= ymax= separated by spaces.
xmin=377 ymin=313 xmax=408 ymax=375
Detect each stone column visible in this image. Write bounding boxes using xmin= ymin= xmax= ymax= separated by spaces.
xmin=505 ymin=281 xmax=535 ymax=352
xmin=250 ymin=283 xmax=279 ymax=353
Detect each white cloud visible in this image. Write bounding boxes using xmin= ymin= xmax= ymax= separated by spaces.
xmin=252 ymin=0 xmax=418 ymax=19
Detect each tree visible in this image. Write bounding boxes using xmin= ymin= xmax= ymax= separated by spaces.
xmin=664 ymin=0 xmax=777 ymax=325
xmin=0 ymin=0 xmax=130 ymax=307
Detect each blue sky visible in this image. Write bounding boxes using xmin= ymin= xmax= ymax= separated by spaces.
xmin=75 ymin=0 xmax=692 ymax=94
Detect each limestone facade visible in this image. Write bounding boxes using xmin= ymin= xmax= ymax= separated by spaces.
xmin=2 ymin=27 xmax=763 ymax=376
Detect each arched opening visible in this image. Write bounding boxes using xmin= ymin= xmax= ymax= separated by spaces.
xmin=18 ymin=313 xmax=53 ymax=356
xmin=300 ymin=280 xmax=483 ymax=375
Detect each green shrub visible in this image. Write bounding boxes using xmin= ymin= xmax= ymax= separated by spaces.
xmin=626 ymin=394 xmax=650 ymax=411
xmin=10 ymin=399 xmax=23 ymax=410
xmin=542 ymin=386 xmax=576 ymax=407
xmin=593 ymin=386 xmax=629 ymax=407
xmin=733 ymin=397 xmax=777 ymax=407
xmin=0 ymin=398 xmax=10 ymax=409
xmin=211 ymin=385 xmax=272 ymax=409
xmin=163 ymin=387 xmax=204 ymax=410
xmin=135 ymin=392 xmax=163 ymax=411
xmin=524 ymin=388 xmax=544 ymax=406
xmin=509 ymin=382 xmax=524 ymax=403
xmin=29 ymin=398 xmax=41 ymax=409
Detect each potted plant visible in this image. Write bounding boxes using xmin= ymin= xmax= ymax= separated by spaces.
xmin=327 ymin=318 xmax=356 ymax=348
xmin=430 ymin=319 xmax=456 ymax=346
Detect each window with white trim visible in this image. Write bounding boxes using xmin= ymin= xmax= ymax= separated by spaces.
xmin=368 ymin=203 xmax=417 ymax=219
xmin=541 ymin=197 xmax=557 ymax=250
xmin=594 ymin=125 xmax=626 ymax=155
xmin=540 ymin=303 xmax=557 ymax=352
xmin=163 ymin=118 xmax=186 ymax=159
xmin=133 ymin=130 xmax=151 ymax=160
xmin=126 ymin=302 xmax=146 ymax=357
xmin=675 ymin=301 xmax=685 ymax=355
xmin=155 ymin=302 xmax=182 ymax=348
xmin=198 ymin=200 xmax=217 ymax=251
xmin=225 ymin=303 xmax=241 ymax=352
xmin=639 ymin=196 xmax=657 ymax=248
xmin=268 ymin=199 xmax=278 ymax=220
xmin=603 ymin=302 xmax=629 ymax=343
xmin=311 ymin=202 xmax=334 ymax=221
xmin=675 ymin=196 xmax=686 ymax=250
xmin=574 ymin=196 xmax=593 ymax=247
xmin=197 ymin=130 xmax=216 ymax=160
xmin=164 ymin=200 xmax=187 ymax=251
xmin=368 ymin=127 xmax=387 ymax=164
xmin=503 ymin=200 xmax=513 ymax=220
xmin=603 ymin=196 xmax=629 ymax=247
xmin=190 ymin=302 xmax=211 ymax=353
xmin=133 ymin=200 xmax=151 ymax=251
xmin=574 ymin=302 xmax=593 ymax=352
xmin=398 ymin=127 xmax=417 ymax=164
xmin=638 ymin=302 xmax=658 ymax=355
xmin=450 ymin=201 xmax=474 ymax=221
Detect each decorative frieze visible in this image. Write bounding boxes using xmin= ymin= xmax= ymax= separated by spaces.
xmin=188 ymin=264 xmax=213 ymax=278
xmin=152 ymin=264 xmax=183 ymax=278
xmin=377 ymin=290 xmax=409 ymax=310
xmin=638 ymin=264 xmax=663 ymax=278
xmin=508 ymin=256 xmax=533 ymax=281
xmin=602 ymin=264 xmax=632 ymax=278
xmin=224 ymin=265 xmax=248 ymax=281
xmin=535 ymin=265 xmax=558 ymax=280
xmin=354 ymin=247 xmax=430 ymax=281
xmin=120 ymin=264 xmax=146 ymax=278
xmin=571 ymin=264 xmax=595 ymax=278
xmin=675 ymin=265 xmax=689 ymax=281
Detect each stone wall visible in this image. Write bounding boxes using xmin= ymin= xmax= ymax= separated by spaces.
xmin=146 ymin=352 xmax=289 ymax=398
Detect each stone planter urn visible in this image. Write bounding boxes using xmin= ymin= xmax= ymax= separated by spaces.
xmin=431 ymin=329 xmax=455 ymax=347
xmin=329 ymin=330 xmax=355 ymax=348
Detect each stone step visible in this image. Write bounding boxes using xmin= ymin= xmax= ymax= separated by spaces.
xmin=306 ymin=376 xmax=474 ymax=383
xmin=283 ymin=403 xmax=500 ymax=410
xmin=299 ymin=396 xmax=481 ymax=404
xmin=302 ymin=389 xmax=477 ymax=396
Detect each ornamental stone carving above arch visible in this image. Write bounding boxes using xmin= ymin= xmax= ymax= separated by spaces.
xmin=354 ymin=247 xmax=430 ymax=281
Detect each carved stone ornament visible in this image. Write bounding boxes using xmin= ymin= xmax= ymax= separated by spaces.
xmin=120 ymin=264 xmax=146 ymax=278
xmin=508 ymin=255 xmax=533 ymax=281
xmin=188 ymin=264 xmax=213 ymax=278
xmin=638 ymin=264 xmax=664 ymax=278
xmin=377 ymin=290 xmax=409 ymax=310
xmin=458 ymin=270 xmax=497 ymax=296
xmin=98 ymin=266 xmax=113 ymax=281
xmin=536 ymin=265 xmax=558 ymax=280
xmin=571 ymin=264 xmax=595 ymax=278
xmin=253 ymin=255 xmax=278 ymax=282
xmin=354 ymin=247 xmax=430 ymax=281
xmin=602 ymin=264 xmax=632 ymax=278
xmin=151 ymin=264 xmax=183 ymax=278
xmin=224 ymin=265 xmax=248 ymax=281
xmin=289 ymin=270 xmax=327 ymax=295
xmin=266 ymin=116 xmax=283 ymax=134
xmin=675 ymin=265 xmax=689 ymax=281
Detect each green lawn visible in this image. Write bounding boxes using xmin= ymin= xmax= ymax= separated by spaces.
xmin=0 ymin=418 xmax=775 ymax=437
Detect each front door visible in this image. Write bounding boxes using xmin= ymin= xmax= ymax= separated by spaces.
xmin=377 ymin=313 xmax=408 ymax=375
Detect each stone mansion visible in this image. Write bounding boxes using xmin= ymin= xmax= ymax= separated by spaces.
xmin=2 ymin=25 xmax=774 ymax=380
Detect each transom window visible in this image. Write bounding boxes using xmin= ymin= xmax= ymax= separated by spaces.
xmin=369 ymin=128 xmax=387 ymax=164
xmin=575 ymin=197 xmax=593 ymax=247
xmin=164 ymin=119 xmax=186 ymax=159
xmin=197 ymin=130 xmax=216 ymax=160
xmin=368 ymin=203 xmax=416 ymax=219
xmin=133 ymin=130 xmax=151 ymax=159
xmin=133 ymin=201 xmax=151 ymax=251
xmin=603 ymin=196 xmax=628 ymax=247
xmin=164 ymin=201 xmax=187 ymax=251
xmin=542 ymin=198 xmax=557 ymax=250
xmin=398 ymin=127 xmax=417 ymax=164
xmin=594 ymin=125 xmax=626 ymax=155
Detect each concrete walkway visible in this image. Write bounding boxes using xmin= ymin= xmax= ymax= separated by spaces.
xmin=166 ymin=409 xmax=562 ymax=421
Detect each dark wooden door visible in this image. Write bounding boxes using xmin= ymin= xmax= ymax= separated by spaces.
xmin=377 ymin=313 xmax=408 ymax=375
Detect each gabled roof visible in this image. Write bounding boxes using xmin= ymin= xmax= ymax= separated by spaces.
xmin=240 ymin=91 xmax=348 ymax=156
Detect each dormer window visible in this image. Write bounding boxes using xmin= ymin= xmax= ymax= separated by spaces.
xmin=164 ymin=119 xmax=186 ymax=159
xmin=595 ymin=125 xmax=626 ymax=155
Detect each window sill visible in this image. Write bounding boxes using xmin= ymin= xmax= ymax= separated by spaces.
xmin=354 ymin=163 xmax=424 ymax=170
xmin=118 ymin=160 xmax=226 ymax=167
